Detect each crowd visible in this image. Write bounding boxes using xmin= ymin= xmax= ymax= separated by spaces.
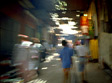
xmin=59 ymin=39 xmax=90 ymax=83
xmin=12 ymin=35 xmax=49 ymax=82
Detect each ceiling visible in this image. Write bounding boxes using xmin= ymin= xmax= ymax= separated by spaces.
xmin=66 ymin=0 xmax=91 ymax=11
xmin=0 ymin=0 xmax=92 ymax=28
xmin=17 ymin=0 xmax=91 ymax=26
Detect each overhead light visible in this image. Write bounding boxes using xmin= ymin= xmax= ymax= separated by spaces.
xmin=18 ymin=34 xmax=28 ymax=38
xmin=58 ymin=44 xmax=62 ymax=46
xmin=68 ymin=21 xmax=76 ymax=25
xmin=51 ymin=17 xmax=73 ymax=21
xmin=76 ymin=14 xmax=80 ymax=17
xmin=62 ymin=11 xmax=66 ymax=14
xmin=84 ymin=14 xmax=88 ymax=16
xmin=48 ymin=30 xmax=54 ymax=33
xmin=61 ymin=30 xmax=78 ymax=34
xmin=72 ymin=26 xmax=78 ymax=28
xmin=71 ymin=27 xmax=78 ymax=30
xmin=61 ymin=17 xmax=73 ymax=20
xmin=60 ymin=34 xmax=69 ymax=36
xmin=55 ymin=21 xmax=60 ymax=25
xmin=50 ymin=13 xmax=59 ymax=18
xmin=59 ymin=24 xmax=78 ymax=29
xmin=41 ymin=67 xmax=48 ymax=70
xmin=55 ymin=34 xmax=61 ymax=36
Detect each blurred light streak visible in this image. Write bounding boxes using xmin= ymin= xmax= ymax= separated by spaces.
xmin=58 ymin=44 xmax=62 ymax=46
xmin=56 ymin=58 xmax=61 ymax=61
xmin=41 ymin=67 xmax=48 ymax=70
xmin=53 ymin=53 xmax=59 ymax=56
xmin=18 ymin=34 xmax=28 ymax=38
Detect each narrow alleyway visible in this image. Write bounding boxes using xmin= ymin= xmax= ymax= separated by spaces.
xmin=27 ymin=53 xmax=63 ymax=83
xmin=27 ymin=53 xmax=112 ymax=83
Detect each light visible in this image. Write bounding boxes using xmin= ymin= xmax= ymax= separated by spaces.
xmin=59 ymin=24 xmax=73 ymax=29
xmin=60 ymin=34 xmax=69 ymax=36
xmin=51 ymin=17 xmax=73 ymax=21
xmin=41 ymin=67 xmax=48 ymax=70
xmin=56 ymin=58 xmax=61 ymax=61
xmin=71 ymin=26 xmax=78 ymax=29
xmin=55 ymin=34 xmax=61 ymax=36
xmin=84 ymin=14 xmax=88 ymax=16
xmin=61 ymin=30 xmax=78 ymax=34
xmin=55 ymin=21 xmax=60 ymax=25
xmin=67 ymin=40 xmax=72 ymax=42
xmin=61 ymin=17 xmax=73 ymax=20
xmin=76 ymin=14 xmax=80 ymax=17
xmin=62 ymin=11 xmax=66 ymax=14
xmin=50 ymin=13 xmax=59 ymax=18
xmin=53 ymin=53 xmax=59 ymax=56
xmin=18 ymin=34 xmax=28 ymax=38
xmin=58 ymin=44 xmax=62 ymax=46
xmin=59 ymin=24 xmax=78 ymax=34
xmin=68 ymin=21 xmax=76 ymax=25
xmin=75 ymin=61 xmax=79 ymax=62
xmin=49 ymin=30 xmax=54 ymax=33
xmin=21 ymin=41 xmax=32 ymax=47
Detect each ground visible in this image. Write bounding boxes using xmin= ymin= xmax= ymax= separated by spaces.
xmin=27 ymin=53 xmax=112 ymax=83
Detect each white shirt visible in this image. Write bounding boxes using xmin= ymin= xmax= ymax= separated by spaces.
xmin=75 ymin=45 xmax=88 ymax=56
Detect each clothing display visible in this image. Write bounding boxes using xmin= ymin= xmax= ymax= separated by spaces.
xmin=89 ymin=39 xmax=99 ymax=59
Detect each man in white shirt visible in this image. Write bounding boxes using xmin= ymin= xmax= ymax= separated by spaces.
xmin=75 ymin=40 xmax=89 ymax=83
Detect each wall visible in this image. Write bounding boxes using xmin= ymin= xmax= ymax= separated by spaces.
xmin=95 ymin=0 xmax=112 ymax=69
xmin=99 ymin=32 xmax=112 ymax=69
xmin=0 ymin=2 xmax=37 ymax=56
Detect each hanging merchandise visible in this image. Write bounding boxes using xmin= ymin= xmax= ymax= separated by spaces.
xmin=88 ymin=20 xmax=94 ymax=38
xmin=89 ymin=39 xmax=99 ymax=59
xmin=80 ymin=16 xmax=89 ymax=35
xmin=81 ymin=26 xmax=88 ymax=35
xmin=80 ymin=16 xmax=88 ymax=26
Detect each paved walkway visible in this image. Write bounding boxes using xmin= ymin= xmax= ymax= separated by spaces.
xmin=28 ymin=53 xmax=112 ymax=83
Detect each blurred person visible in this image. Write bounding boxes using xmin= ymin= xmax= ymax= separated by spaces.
xmin=74 ymin=40 xmax=89 ymax=83
xmin=28 ymin=38 xmax=40 ymax=76
xmin=12 ymin=35 xmax=32 ymax=82
xmin=40 ymin=40 xmax=48 ymax=62
xmin=59 ymin=40 xmax=74 ymax=83
xmin=67 ymin=40 xmax=73 ymax=48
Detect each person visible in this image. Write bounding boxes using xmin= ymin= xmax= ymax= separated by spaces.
xmin=59 ymin=40 xmax=74 ymax=83
xmin=74 ymin=40 xmax=89 ymax=83
xmin=12 ymin=35 xmax=32 ymax=82
xmin=28 ymin=38 xmax=40 ymax=75
xmin=67 ymin=40 xmax=73 ymax=48
xmin=40 ymin=40 xmax=48 ymax=62
xmin=30 ymin=38 xmax=42 ymax=74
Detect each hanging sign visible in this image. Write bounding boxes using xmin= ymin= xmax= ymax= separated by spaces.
xmin=80 ymin=16 xmax=89 ymax=35
xmin=80 ymin=16 xmax=88 ymax=26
